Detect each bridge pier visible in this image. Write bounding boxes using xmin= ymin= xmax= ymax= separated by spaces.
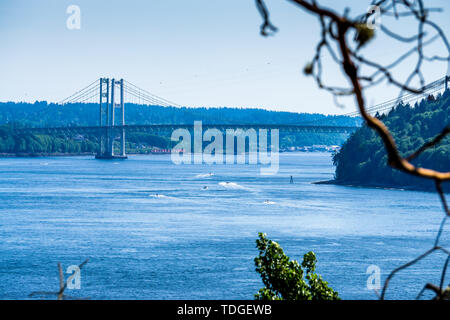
xmin=96 ymin=78 xmax=127 ymax=160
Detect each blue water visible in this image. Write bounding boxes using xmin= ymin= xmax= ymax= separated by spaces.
xmin=0 ymin=153 xmax=448 ymax=300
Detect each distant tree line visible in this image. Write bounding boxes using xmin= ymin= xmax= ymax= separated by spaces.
xmin=0 ymin=101 xmax=361 ymax=127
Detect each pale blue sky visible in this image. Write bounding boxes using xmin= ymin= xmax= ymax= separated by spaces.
xmin=0 ymin=0 xmax=449 ymax=114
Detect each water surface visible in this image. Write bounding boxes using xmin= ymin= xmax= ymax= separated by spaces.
xmin=0 ymin=153 xmax=448 ymax=299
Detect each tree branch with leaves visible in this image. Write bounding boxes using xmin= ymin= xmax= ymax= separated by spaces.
xmin=255 ymin=0 xmax=450 ymax=300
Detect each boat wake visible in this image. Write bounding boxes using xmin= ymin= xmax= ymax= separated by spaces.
xmin=218 ymin=182 xmax=250 ymax=191
xmin=195 ymin=173 xmax=215 ymax=178
xmin=149 ymin=194 xmax=171 ymax=199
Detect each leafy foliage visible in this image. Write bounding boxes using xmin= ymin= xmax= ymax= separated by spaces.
xmin=254 ymin=233 xmax=339 ymax=300
xmin=333 ymin=90 xmax=450 ymax=190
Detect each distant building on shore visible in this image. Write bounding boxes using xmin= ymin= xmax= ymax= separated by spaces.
xmin=282 ymin=145 xmax=341 ymax=153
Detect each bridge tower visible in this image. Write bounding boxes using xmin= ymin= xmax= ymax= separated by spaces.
xmin=98 ymin=78 xmax=109 ymax=156
xmin=96 ymin=77 xmax=127 ymax=159
xmin=120 ymin=78 xmax=126 ymax=157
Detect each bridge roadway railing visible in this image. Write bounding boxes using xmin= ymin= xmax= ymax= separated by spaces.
xmin=13 ymin=124 xmax=360 ymax=135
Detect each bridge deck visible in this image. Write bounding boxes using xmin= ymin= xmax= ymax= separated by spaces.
xmin=14 ymin=124 xmax=360 ymax=135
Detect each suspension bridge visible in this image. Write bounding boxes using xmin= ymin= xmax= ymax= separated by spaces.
xmin=14 ymin=76 xmax=450 ymax=159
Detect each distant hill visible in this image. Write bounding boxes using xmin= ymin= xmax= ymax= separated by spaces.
xmin=0 ymin=102 xmax=360 ymax=127
xmin=332 ymin=90 xmax=450 ymax=191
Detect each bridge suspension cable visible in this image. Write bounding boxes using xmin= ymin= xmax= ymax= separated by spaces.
xmin=56 ymin=75 xmax=447 ymax=123
xmin=123 ymin=80 xmax=182 ymax=107
xmin=58 ymin=78 xmax=100 ymax=105
xmin=57 ymin=78 xmax=182 ymax=107
xmin=342 ymin=76 xmax=448 ymax=117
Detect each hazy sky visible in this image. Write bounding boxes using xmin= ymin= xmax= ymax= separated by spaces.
xmin=0 ymin=0 xmax=449 ymax=114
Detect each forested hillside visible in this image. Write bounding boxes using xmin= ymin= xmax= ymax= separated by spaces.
xmin=0 ymin=125 xmax=173 ymax=155
xmin=0 ymin=102 xmax=360 ymax=127
xmin=332 ymin=90 xmax=450 ymax=191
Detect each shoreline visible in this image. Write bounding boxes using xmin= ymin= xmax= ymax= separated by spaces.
xmin=0 ymin=152 xmax=171 ymax=158
xmin=313 ymin=179 xmax=446 ymax=193
xmin=0 ymin=150 xmax=332 ymax=158
xmin=0 ymin=152 xmax=96 ymax=158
